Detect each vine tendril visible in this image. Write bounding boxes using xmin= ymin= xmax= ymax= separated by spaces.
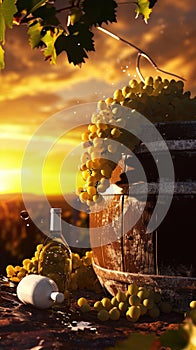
xmin=97 ymin=26 xmax=186 ymax=82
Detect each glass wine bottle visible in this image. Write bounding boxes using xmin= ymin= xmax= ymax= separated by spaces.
xmin=38 ymin=208 xmax=72 ymax=300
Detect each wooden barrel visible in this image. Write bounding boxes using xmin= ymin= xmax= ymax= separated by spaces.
xmin=90 ymin=121 xmax=196 ymax=310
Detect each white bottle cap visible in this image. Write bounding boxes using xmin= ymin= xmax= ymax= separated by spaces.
xmin=50 ymin=291 xmax=64 ymax=304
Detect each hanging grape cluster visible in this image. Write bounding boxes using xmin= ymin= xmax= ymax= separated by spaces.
xmin=78 ymin=102 xmax=126 ymax=205
xmin=78 ymin=76 xmax=196 ymax=205
xmin=120 ymin=76 xmax=196 ymax=122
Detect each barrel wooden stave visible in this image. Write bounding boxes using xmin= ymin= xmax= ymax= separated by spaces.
xmin=90 ymin=121 xmax=196 ymax=307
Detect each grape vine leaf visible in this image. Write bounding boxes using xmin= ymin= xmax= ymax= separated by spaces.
xmin=0 ymin=0 xmax=17 ymax=43
xmin=16 ymin=0 xmax=47 ymax=14
xmin=40 ymin=27 xmax=63 ymax=64
xmin=82 ymin=0 xmax=117 ymax=26
xmin=68 ymin=23 xmax=95 ymax=52
xmin=32 ymin=4 xmax=60 ymax=26
xmin=0 ymin=44 xmax=5 ymax=69
xmin=29 ymin=0 xmax=48 ymax=14
xmin=27 ymin=20 xmax=43 ymax=49
xmin=135 ymin=0 xmax=157 ymax=23
xmin=55 ymin=33 xmax=89 ymax=66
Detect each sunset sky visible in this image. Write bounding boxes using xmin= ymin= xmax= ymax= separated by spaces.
xmin=0 ymin=0 xmax=195 ymax=196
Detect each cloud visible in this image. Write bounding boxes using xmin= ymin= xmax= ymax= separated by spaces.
xmin=2 ymin=1 xmax=195 ymax=108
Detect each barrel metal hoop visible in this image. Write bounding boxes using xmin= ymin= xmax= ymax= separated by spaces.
xmin=136 ymin=139 xmax=196 ymax=152
xmin=128 ymin=181 xmax=196 ymax=195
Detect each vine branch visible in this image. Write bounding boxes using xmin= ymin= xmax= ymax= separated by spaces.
xmin=97 ymin=26 xmax=186 ymax=82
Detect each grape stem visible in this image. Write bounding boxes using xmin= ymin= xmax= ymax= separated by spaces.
xmin=97 ymin=26 xmax=186 ymax=82
xmin=56 ymin=0 xmax=83 ymax=13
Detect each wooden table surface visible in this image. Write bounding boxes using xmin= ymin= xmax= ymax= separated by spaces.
xmin=0 ymin=283 xmax=184 ymax=350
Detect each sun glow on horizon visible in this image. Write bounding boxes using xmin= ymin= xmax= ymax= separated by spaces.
xmin=0 ymin=170 xmax=21 ymax=194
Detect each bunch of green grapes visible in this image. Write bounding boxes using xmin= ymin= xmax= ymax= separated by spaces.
xmin=6 ymin=247 xmax=102 ymax=293
xmin=113 ymin=76 xmax=196 ymax=122
xmin=6 ymin=244 xmax=43 ymax=283
xmin=78 ymin=77 xmax=196 ymax=204
xmin=78 ymin=102 xmax=128 ymax=205
xmin=69 ymin=251 xmax=103 ymax=293
xmin=77 ymin=282 xmax=172 ymax=322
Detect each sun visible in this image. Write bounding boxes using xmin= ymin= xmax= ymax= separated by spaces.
xmin=0 ymin=170 xmax=20 ymax=194
xmin=0 ymin=171 xmax=10 ymax=193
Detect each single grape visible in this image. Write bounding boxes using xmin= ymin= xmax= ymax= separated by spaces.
xmin=77 ymin=297 xmax=88 ymax=307
xmin=110 ymin=127 xmax=121 ymax=138
xmin=92 ymin=194 xmax=100 ymax=202
xmin=137 ymin=286 xmax=150 ymax=300
xmin=126 ymin=306 xmax=141 ymax=322
xmin=97 ymin=100 xmax=107 ymax=111
xmin=81 ymin=132 xmax=90 ymax=142
xmin=113 ymin=89 xmax=124 ymax=102
xmin=80 ymin=303 xmax=91 ymax=313
xmin=116 ymin=290 xmax=127 ymax=303
xmin=190 ymin=300 xmax=196 ymax=309
xmin=100 ymin=166 xmax=113 ymax=179
xmin=105 ymin=97 xmax=114 ymax=105
xmin=127 ymin=283 xmax=139 ymax=295
xmin=6 ymin=265 xmax=15 ymax=277
xmin=129 ymin=79 xmax=138 ymax=89
xmin=87 ymin=186 xmax=97 ymax=196
xmin=122 ymin=85 xmax=131 ymax=97
xmin=88 ymin=124 xmax=97 ymax=133
xmin=101 ymin=297 xmax=112 ymax=311
xmin=109 ymin=307 xmax=121 ymax=320
xmin=82 ymin=170 xmax=90 ymax=181
xmin=143 ymin=298 xmax=154 ymax=310
xmin=129 ymin=294 xmax=140 ymax=306
xmin=145 ymin=76 xmax=153 ymax=86
xmin=111 ymin=296 xmax=119 ymax=307
xmin=97 ymin=309 xmax=110 ymax=321
xmin=79 ymin=191 xmax=88 ymax=203
xmin=94 ymin=301 xmax=104 ymax=311
xmin=118 ymin=301 xmax=129 ymax=315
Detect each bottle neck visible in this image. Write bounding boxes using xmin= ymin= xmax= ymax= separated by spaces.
xmin=50 ymin=208 xmax=62 ymax=233
xmin=49 ymin=207 xmax=70 ymax=250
